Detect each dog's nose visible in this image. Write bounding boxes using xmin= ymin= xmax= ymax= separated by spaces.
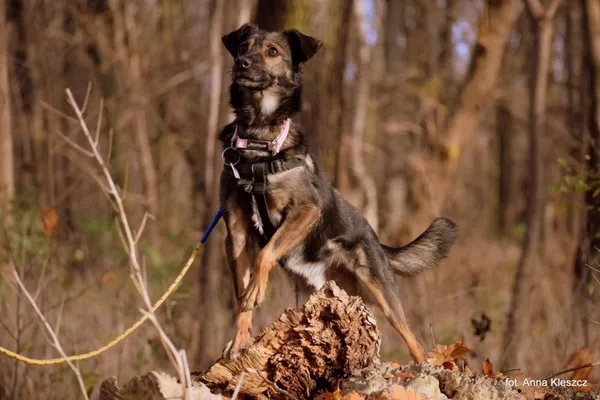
xmin=236 ymin=57 xmax=252 ymax=69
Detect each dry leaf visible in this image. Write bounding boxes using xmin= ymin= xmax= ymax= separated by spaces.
xmin=480 ymin=358 xmax=503 ymax=378
xmin=567 ymin=347 xmax=594 ymax=381
xmin=426 ymin=338 xmax=473 ymax=368
xmin=101 ymin=271 xmax=115 ymax=284
xmin=41 ymin=206 xmax=58 ymax=237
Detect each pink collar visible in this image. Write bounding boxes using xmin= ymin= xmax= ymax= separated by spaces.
xmin=231 ymin=118 xmax=291 ymax=155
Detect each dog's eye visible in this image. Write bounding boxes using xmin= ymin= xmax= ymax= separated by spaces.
xmin=238 ymin=43 xmax=248 ymax=54
xmin=268 ymin=47 xmax=279 ymax=57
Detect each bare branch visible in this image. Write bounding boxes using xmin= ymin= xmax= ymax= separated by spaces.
xmin=12 ymin=270 xmax=89 ymax=400
xmin=40 ymin=101 xmax=78 ymax=124
xmin=94 ymin=97 xmax=104 ymax=147
xmin=62 ymin=86 xmax=192 ymax=394
xmin=545 ymin=0 xmax=562 ymax=18
xmin=54 ymin=130 xmax=94 ymax=157
xmin=525 ymin=0 xmax=545 ymax=18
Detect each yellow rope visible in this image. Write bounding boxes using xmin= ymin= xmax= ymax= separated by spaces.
xmin=0 ymin=243 xmax=203 ymax=365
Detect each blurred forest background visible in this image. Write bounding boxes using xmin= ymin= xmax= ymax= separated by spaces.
xmin=1 ymin=0 xmax=600 ymax=398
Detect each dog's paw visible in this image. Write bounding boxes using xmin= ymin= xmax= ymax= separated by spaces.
xmin=222 ymin=334 xmax=254 ymax=360
xmin=240 ymin=277 xmax=267 ymax=311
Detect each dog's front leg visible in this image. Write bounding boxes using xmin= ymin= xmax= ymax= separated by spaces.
xmin=223 ymin=200 xmax=259 ymax=359
xmin=240 ymin=206 xmax=320 ymax=311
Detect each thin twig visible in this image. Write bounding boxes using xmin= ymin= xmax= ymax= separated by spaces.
xmin=12 ymin=270 xmax=89 ymax=400
xmin=525 ymin=0 xmax=545 ymax=18
xmin=53 ymin=295 xmax=66 ymax=335
xmin=134 ymin=212 xmax=150 ymax=245
xmin=94 ymin=97 xmax=104 ymax=147
xmin=55 ymin=129 xmax=95 ymax=157
xmin=499 ymin=368 xmax=522 ymax=375
xmin=81 ymin=82 xmax=93 ymax=114
xmin=231 ymin=372 xmax=246 ymax=400
xmin=545 ymin=0 xmax=562 ymax=18
xmin=40 ymin=101 xmax=78 ymax=124
xmin=107 ymin=128 xmax=114 ymax=164
xmin=586 ymin=262 xmax=600 ymax=274
xmin=543 ymin=361 xmax=600 ymax=380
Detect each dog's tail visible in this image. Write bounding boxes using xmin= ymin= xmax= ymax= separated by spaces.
xmin=382 ymin=217 xmax=457 ymax=277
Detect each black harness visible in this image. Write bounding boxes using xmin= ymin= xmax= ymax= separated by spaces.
xmin=222 ymin=131 xmax=304 ymax=244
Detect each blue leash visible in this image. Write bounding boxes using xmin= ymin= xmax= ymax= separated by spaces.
xmin=200 ymin=207 xmax=224 ymax=243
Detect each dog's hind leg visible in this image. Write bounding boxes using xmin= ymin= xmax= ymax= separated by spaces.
xmin=359 ymin=262 xmax=426 ymax=363
xmin=222 ymin=202 xmax=259 ymax=359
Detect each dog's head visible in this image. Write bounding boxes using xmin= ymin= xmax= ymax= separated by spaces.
xmin=222 ymin=24 xmax=322 ymax=91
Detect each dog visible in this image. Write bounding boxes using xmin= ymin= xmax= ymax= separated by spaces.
xmin=217 ymin=23 xmax=457 ymax=362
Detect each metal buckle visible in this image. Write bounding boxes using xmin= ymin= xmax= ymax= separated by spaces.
xmin=221 ymin=147 xmax=241 ymax=179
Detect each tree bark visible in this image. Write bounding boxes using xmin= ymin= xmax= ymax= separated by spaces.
xmin=500 ymin=0 xmax=562 ymax=371
xmin=441 ymin=0 xmax=524 ymax=209
xmin=0 ymin=0 xmax=14 ymax=201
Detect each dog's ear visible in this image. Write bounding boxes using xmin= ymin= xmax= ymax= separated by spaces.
xmin=283 ymin=29 xmax=323 ymax=64
xmin=222 ymin=23 xmax=257 ymax=58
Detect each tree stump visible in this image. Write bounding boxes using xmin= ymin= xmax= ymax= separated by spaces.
xmin=196 ymin=281 xmax=382 ymax=399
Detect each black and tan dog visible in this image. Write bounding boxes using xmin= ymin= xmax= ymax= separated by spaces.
xmin=218 ymin=23 xmax=457 ymax=362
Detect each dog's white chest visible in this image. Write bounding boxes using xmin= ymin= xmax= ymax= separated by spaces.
xmin=261 ymin=89 xmax=279 ymax=115
xmin=285 ymin=247 xmax=327 ymax=290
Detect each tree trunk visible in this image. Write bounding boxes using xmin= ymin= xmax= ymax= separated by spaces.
xmin=331 ymin=0 xmax=353 ymax=190
xmin=0 ymin=0 xmax=14 ymax=201
xmin=441 ymin=0 xmax=524 ymax=210
xmin=196 ymin=0 xmax=226 ymax=369
xmin=497 ymin=103 xmax=515 ymax=234
xmin=572 ymin=0 xmax=600 ymax=349
xmin=125 ymin=3 xmax=160 ymax=233
xmin=348 ymin=0 xmax=381 ymax=231
xmin=500 ymin=0 xmax=562 ymax=371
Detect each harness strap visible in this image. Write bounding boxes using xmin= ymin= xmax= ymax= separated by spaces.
xmin=235 ymin=157 xmax=305 ymax=178
xmin=251 ymin=162 xmax=277 ymax=241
